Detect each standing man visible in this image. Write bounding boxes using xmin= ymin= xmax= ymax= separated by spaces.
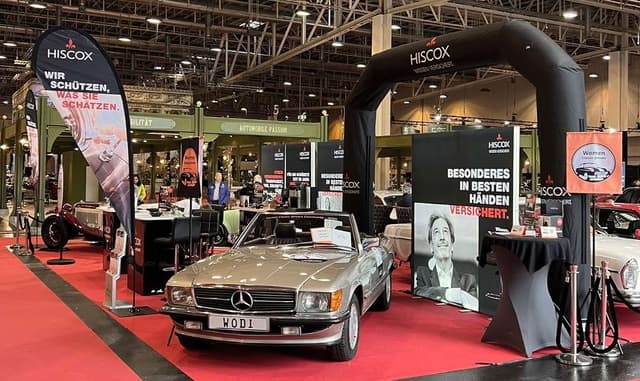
xmin=207 ymin=171 xmax=230 ymax=207
xmin=415 ymin=210 xmax=478 ymax=310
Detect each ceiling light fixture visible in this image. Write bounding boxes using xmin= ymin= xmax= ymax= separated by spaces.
xmin=3 ymin=42 xmax=17 ymax=47
xmin=331 ymin=40 xmax=344 ymax=48
xmin=403 ymin=100 xmax=410 ymax=104
xmin=180 ymin=60 xmax=192 ymax=65
xmin=428 ymin=84 xmax=438 ymax=89
xmin=282 ymin=98 xmax=290 ymax=103
xmin=562 ymin=8 xmax=578 ymax=19
xmin=392 ymin=90 xmax=398 ymax=95
xmin=308 ymin=93 xmax=316 ymax=98
xmin=356 ymin=63 xmax=366 ymax=68
xmin=439 ymin=94 xmax=447 ymax=99
xmin=28 ymin=2 xmax=47 ymax=9
xmin=602 ymin=55 xmax=611 ymax=61
xmin=0 ymin=55 xmax=6 ymax=60
xmin=391 ymin=24 xmax=401 ymax=31
xmin=146 ymin=16 xmax=162 ymax=25
xmin=327 ymin=101 xmax=335 ymax=106
xmin=296 ymin=8 xmax=311 ymax=17
xmin=588 ymin=73 xmax=599 ymax=78
xmin=153 ymin=65 xmax=163 ymax=70
xmin=2 ymin=100 xmax=8 ymax=105
xmin=118 ymin=37 xmax=131 ymax=42
xmin=210 ymin=47 xmax=222 ymax=52
xmin=283 ymin=81 xmax=292 ymax=86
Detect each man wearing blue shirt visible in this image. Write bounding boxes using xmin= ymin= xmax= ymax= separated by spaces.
xmin=207 ymin=171 xmax=230 ymax=207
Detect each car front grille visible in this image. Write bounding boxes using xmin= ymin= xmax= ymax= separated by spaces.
xmin=194 ymin=287 xmax=296 ymax=314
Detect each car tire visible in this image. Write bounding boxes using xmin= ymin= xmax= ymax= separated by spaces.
xmin=176 ymin=333 xmax=208 ymax=350
xmin=328 ymin=297 xmax=360 ymax=361
xmin=212 ymin=224 xmax=229 ymax=246
xmin=372 ymin=273 xmax=392 ymax=311
xmin=41 ymin=215 xmax=69 ymax=250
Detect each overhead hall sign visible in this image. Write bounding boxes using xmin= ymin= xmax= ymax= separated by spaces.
xmin=32 ymin=28 xmax=134 ymax=241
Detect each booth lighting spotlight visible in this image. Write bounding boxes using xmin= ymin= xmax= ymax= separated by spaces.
xmin=143 ymin=139 xmax=148 ymax=143
xmin=428 ymin=84 xmax=438 ymax=89
xmin=439 ymin=94 xmax=447 ymax=99
xmin=136 ymin=160 xmax=141 ymax=164
xmin=327 ymin=101 xmax=335 ymax=106
xmin=391 ymin=24 xmax=401 ymax=31
xmin=282 ymin=98 xmax=290 ymax=103
xmin=74 ymin=147 xmax=79 ymax=151
xmin=0 ymin=55 xmax=6 ymax=59
xmin=256 ymin=88 xmax=264 ymax=93
xmin=0 ymin=144 xmax=8 ymax=150
xmin=392 ymin=90 xmax=398 ymax=95
xmin=474 ymin=118 xmax=482 ymax=124
xmin=608 ymin=127 xmax=617 ymax=133
xmin=146 ymin=16 xmax=162 ymax=25
xmin=2 ymin=100 xmax=8 ymax=105
xmin=403 ymin=100 xmax=410 ymax=104
xmin=153 ymin=65 xmax=163 ymax=70
xmin=588 ymin=73 xmax=599 ymax=78
xmin=211 ymin=99 xmax=218 ymax=103
xmin=160 ymin=134 xmax=166 ymax=139
xmin=562 ymin=8 xmax=578 ymax=19
xmin=434 ymin=114 xmax=442 ymax=121
xmin=180 ymin=60 xmax=192 ymax=65
xmin=210 ymin=47 xmax=222 ymax=52
xmin=356 ymin=63 xmax=366 ymax=69
xmin=331 ymin=40 xmax=344 ymax=48
xmin=118 ymin=37 xmax=131 ymax=42
xmin=283 ymin=81 xmax=292 ymax=86
xmin=174 ymin=135 xmax=179 ymax=139
xmin=240 ymin=107 xmax=248 ymax=112
xmin=603 ymin=55 xmax=611 ymax=61
xmin=2 ymin=42 xmax=17 ymax=47
xmin=504 ymin=120 xmax=510 ymax=125
xmin=131 ymin=138 xmax=138 ymax=143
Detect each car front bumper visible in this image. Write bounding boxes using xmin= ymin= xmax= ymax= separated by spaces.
xmin=161 ymin=305 xmax=349 ymax=346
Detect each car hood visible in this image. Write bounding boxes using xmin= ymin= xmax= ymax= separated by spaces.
xmin=173 ymin=246 xmax=355 ymax=290
xmin=595 ymin=235 xmax=640 ymax=269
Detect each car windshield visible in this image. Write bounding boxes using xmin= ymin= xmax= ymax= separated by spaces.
xmin=236 ymin=212 xmax=356 ymax=250
xmin=616 ymin=188 xmax=640 ymax=204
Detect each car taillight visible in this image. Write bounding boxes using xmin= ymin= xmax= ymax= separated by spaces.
xmin=621 ymin=259 xmax=639 ymax=290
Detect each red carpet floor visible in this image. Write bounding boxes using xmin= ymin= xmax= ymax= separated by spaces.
xmin=25 ymin=239 xmax=640 ymax=380
xmin=0 ymin=241 xmax=140 ymax=381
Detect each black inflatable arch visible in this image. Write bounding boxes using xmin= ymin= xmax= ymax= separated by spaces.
xmin=343 ymin=20 xmax=588 ymax=263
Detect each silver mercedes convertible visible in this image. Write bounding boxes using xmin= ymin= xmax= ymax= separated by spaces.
xmin=161 ymin=210 xmax=394 ymax=361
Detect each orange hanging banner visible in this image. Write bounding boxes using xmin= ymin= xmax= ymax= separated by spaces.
xmin=566 ymin=132 xmax=623 ymax=194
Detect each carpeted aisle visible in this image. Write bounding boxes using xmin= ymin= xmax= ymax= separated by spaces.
xmin=30 ymin=239 xmax=640 ymax=381
xmin=0 ymin=240 xmax=140 ymax=381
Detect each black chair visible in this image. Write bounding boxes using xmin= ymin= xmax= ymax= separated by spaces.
xmin=396 ymin=207 xmax=413 ymax=223
xmin=373 ymin=205 xmax=394 ymax=234
xmin=192 ymin=209 xmax=218 ymax=257
xmin=154 ymin=216 xmax=202 ymax=275
xmin=268 ymin=222 xmax=298 ymax=245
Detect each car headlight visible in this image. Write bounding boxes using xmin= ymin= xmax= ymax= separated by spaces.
xmin=298 ymin=290 xmax=343 ymax=313
xmin=167 ymin=286 xmax=195 ymax=306
xmin=621 ymin=259 xmax=639 ymax=290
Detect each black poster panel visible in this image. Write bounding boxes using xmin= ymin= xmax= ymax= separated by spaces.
xmin=343 ymin=20 xmax=588 ymax=274
xmin=411 ymin=128 xmax=518 ymax=314
xmin=176 ymin=137 xmax=203 ymax=198
xmin=25 ymin=89 xmax=39 ymax=186
xmin=261 ymin=144 xmax=285 ymax=195
xmin=316 ymin=141 xmax=344 ymax=192
xmin=32 ymin=27 xmax=134 ymax=242
xmin=285 ymin=143 xmax=312 ymax=187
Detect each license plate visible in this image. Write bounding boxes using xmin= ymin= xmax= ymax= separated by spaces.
xmin=208 ymin=314 xmax=270 ymax=332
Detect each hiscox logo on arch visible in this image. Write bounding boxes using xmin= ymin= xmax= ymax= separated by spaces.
xmin=409 ymin=37 xmax=451 ymax=66
xmin=47 ymin=38 xmax=95 ymax=62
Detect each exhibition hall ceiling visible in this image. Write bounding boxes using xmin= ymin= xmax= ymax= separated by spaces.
xmin=0 ymin=0 xmax=637 ymax=119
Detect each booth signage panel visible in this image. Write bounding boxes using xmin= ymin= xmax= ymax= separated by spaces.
xmin=130 ymin=115 xmax=176 ymax=130
xmin=220 ymin=120 xmax=305 ymax=137
xmin=566 ymin=132 xmax=623 ymax=194
xmin=176 ymin=137 xmax=203 ymax=199
xmin=25 ymin=89 xmax=39 ymax=186
xmin=261 ymin=144 xmax=285 ymax=195
xmin=411 ymin=128 xmax=519 ymax=314
xmin=285 ymin=143 xmax=313 ymax=187
xmin=316 ymin=141 xmax=344 ymax=212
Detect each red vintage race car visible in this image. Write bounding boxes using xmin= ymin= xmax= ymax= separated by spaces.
xmin=41 ymin=202 xmax=105 ymax=249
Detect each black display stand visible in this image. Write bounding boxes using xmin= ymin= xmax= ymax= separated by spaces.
xmin=45 ymin=215 xmax=75 ymax=265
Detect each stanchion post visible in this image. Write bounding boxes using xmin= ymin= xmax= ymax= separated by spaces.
xmin=585 ymin=261 xmax=621 ymax=358
xmin=556 ymin=265 xmax=593 ymax=366
xmin=9 ymin=209 xmax=23 ymax=250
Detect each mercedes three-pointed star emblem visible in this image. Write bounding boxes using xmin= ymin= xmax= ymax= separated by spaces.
xmin=230 ymin=290 xmax=254 ymax=311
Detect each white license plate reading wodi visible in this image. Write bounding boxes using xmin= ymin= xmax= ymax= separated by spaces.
xmin=209 ymin=314 xmax=270 ymax=332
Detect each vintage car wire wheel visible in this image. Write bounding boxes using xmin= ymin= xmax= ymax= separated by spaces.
xmin=328 ymin=297 xmax=360 ymax=361
xmin=212 ymin=224 xmax=229 ymax=246
xmin=41 ymin=215 xmax=69 ymax=249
